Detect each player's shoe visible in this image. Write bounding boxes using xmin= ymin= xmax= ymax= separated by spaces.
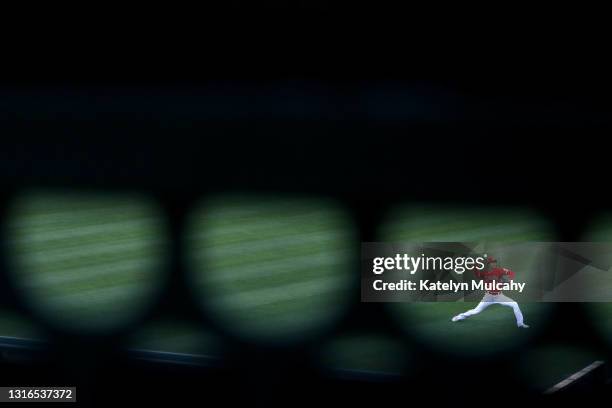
xmin=518 ymin=323 xmax=530 ymax=329
xmin=451 ymin=315 xmax=465 ymax=322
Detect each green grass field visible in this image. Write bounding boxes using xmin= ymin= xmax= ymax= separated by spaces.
xmin=186 ymin=195 xmax=355 ymax=342
xmin=0 ymin=195 xmax=607 ymax=390
xmin=1 ymin=192 xmax=356 ymax=351
xmin=5 ymin=193 xmax=167 ymax=332
xmin=392 ymin=302 xmax=550 ymax=355
xmin=380 ymin=204 xmax=556 ymax=355
xmin=320 ymin=334 xmax=408 ymax=374
xmin=377 ymin=205 xmax=609 ymax=389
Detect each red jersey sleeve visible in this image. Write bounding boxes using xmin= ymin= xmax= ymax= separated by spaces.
xmin=471 ymin=265 xmax=484 ymax=278
xmin=501 ymin=268 xmax=515 ymax=280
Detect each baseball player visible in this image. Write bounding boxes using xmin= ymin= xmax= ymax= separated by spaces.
xmin=451 ymin=256 xmax=529 ymax=328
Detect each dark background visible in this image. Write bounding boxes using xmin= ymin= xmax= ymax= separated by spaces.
xmin=0 ymin=80 xmax=609 ymax=407
xmin=1 ymin=16 xmax=612 ymax=403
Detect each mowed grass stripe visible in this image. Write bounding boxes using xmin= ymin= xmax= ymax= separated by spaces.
xmin=12 ymin=200 xmax=142 ymax=217
xmin=199 ymin=230 xmax=349 ymax=258
xmin=25 ymin=267 xmax=154 ymax=296
xmin=11 ymin=234 xmax=161 ymax=258
xmin=192 ymin=228 xmax=348 ymax=251
xmin=14 ymin=240 xmax=161 ymax=275
xmin=16 ymin=247 xmax=161 ymax=275
xmin=188 ymin=200 xmax=354 ymax=337
xmin=392 ymin=219 xmax=547 ymax=236
xmin=17 ymin=238 xmax=164 ymax=267
xmin=192 ymin=217 xmax=349 ymax=243
xmin=9 ymin=205 xmax=155 ymax=231
xmin=30 ymin=283 xmax=153 ymax=311
xmin=389 ymin=230 xmax=551 ymax=242
xmin=395 ymin=227 xmax=551 ymax=242
xmin=20 ymin=258 xmax=157 ymax=287
xmin=196 ymin=240 xmax=351 ymax=269
xmin=198 ymin=251 xmax=351 ymax=285
xmin=7 ymin=195 xmax=166 ymax=328
xmin=200 ymin=260 xmax=350 ymax=294
xmin=384 ymin=221 xmax=553 ymax=241
xmin=193 ymin=228 xmax=350 ymax=260
xmin=9 ymin=218 xmax=160 ymax=245
xmin=12 ymin=195 xmax=353 ymax=334
xmin=209 ymin=276 xmax=346 ymax=310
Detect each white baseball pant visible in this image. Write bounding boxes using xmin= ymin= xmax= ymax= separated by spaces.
xmin=454 ymin=293 xmax=525 ymax=326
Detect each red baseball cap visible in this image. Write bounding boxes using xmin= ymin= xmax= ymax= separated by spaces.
xmin=486 ymin=256 xmax=497 ymax=264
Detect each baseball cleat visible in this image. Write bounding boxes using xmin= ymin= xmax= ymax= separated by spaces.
xmin=518 ymin=324 xmax=530 ymax=328
xmin=451 ymin=315 xmax=465 ymax=322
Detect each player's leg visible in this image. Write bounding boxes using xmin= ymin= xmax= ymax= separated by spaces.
xmin=451 ymin=297 xmax=492 ymax=322
xmin=497 ymin=294 xmax=529 ymax=328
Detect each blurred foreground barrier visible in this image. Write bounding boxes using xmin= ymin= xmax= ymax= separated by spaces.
xmin=544 ymin=361 xmax=606 ymax=394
